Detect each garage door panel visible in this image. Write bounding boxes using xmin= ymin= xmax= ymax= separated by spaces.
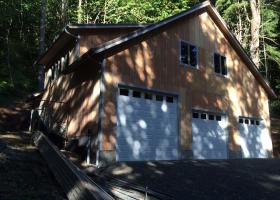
xmin=192 ymin=113 xmax=228 ymax=159
xmin=239 ymin=118 xmax=270 ymax=158
xmin=117 ymin=88 xmax=178 ymax=161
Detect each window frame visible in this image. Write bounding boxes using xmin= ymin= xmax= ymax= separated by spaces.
xmin=180 ymin=40 xmax=199 ymax=69
xmin=213 ymin=52 xmax=228 ymax=77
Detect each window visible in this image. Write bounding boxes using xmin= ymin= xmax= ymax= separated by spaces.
xmin=214 ymin=53 xmax=227 ymax=76
xmin=166 ymin=96 xmax=174 ymax=103
xmin=201 ymin=113 xmax=207 ymax=119
xmin=132 ymin=90 xmax=141 ymax=98
xmin=216 ymin=115 xmax=222 ymax=121
xmin=193 ymin=112 xmax=199 ymax=118
xmin=145 ymin=93 xmax=153 ymax=100
xmin=120 ymin=88 xmax=129 ymax=96
xmin=180 ymin=41 xmax=198 ymax=67
xmin=239 ymin=116 xmax=261 ymax=126
xmin=156 ymin=95 xmax=163 ymax=101
xmin=208 ymin=114 xmax=214 ymax=120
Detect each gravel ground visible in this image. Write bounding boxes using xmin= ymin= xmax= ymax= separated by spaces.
xmin=0 ymin=131 xmax=66 ymax=200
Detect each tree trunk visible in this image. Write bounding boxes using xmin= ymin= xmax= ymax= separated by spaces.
xmin=6 ymin=19 xmax=14 ymax=87
xmin=250 ymin=0 xmax=261 ymax=68
xmin=235 ymin=1 xmax=243 ymax=44
xmin=77 ymin=0 xmax=82 ymax=23
xmin=38 ymin=0 xmax=46 ymax=90
xmin=62 ymin=0 xmax=68 ymax=26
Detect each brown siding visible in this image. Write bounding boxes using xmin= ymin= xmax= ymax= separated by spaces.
xmin=101 ymin=11 xmax=271 ymax=153
xmin=40 ymin=63 xmax=100 ymax=138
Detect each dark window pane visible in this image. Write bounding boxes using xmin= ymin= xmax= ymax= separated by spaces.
xmin=201 ymin=113 xmax=207 ymax=119
xmin=209 ymin=114 xmax=214 ymax=120
xmin=216 ymin=115 xmax=222 ymax=121
xmin=166 ymin=96 xmax=174 ymax=103
xmin=221 ymin=56 xmax=227 ymax=75
xmin=256 ymin=121 xmax=260 ymax=125
xmin=250 ymin=120 xmax=255 ymax=125
xmin=190 ymin=45 xmax=197 ymax=67
xmin=181 ymin=42 xmax=188 ymax=64
xmin=156 ymin=95 xmax=163 ymax=101
xmin=120 ymin=88 xmax=129 ymax=96
xmin=51 ymin=66 xmax=54 ymax=80
xmin=239 ymin=118 xmax=243 ymax=123
xmin=133 ymin=90 xmax=141 ymax=98
xmin=145 ymin=93 xmax=153 ymax=100
xmin=193 ymin=112 xmax=199 ymax=118
xmin=214 ymin=53 xmax=220 ymax=73
xmin=245 ymin=119 xmax=249 ymax=124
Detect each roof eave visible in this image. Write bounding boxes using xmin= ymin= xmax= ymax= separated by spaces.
xmin=36 ymin=26 xmax=77 ymax=66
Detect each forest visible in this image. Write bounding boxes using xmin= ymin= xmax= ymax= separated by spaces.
xmin=0 ymin=0 xmax=279 ymax=115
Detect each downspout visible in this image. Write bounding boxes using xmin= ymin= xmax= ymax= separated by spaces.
xmin=96 ymin=59 xmax=106 ymax=166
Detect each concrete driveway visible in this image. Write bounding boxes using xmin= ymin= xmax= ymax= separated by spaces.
xmin=89 ymin=159 xmax=280 ymax=200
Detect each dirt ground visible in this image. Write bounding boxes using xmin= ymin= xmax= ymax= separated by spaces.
xmin=0 ymin=100 xmax=66 ymax=200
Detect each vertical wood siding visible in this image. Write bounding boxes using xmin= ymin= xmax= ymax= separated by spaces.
xmin=40 ymin=64 xmax=100 ymax=138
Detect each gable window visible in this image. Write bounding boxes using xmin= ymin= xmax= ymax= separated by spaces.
xmin=180 ymin=41 xmax=198 ymax=67
xmin=214 ymin=53 xmax=227 ymax=76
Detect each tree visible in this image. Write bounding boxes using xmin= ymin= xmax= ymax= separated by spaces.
xmin=77 ymin=0 xmax=82 ymax=23
xmin=62 ymin=0 xmax=68 ymax=26
xmin=250 ymin=0 xmax=261 ymax=68
xmin=38 ymin=0 xmax=47 ymax=90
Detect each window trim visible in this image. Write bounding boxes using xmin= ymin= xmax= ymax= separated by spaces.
xmin=180 ymin=40 xmax=199 ymax=69
xmin=213 ymin=52 xmax=229 ymax=78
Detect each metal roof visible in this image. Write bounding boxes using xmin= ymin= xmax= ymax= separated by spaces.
xmin=36 ymin=24 xmax=146 ymax=66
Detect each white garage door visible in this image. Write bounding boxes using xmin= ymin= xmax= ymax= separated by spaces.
xmin=116 ymin=88 xmax=178 ymax=161
xmin=192 ymin=111 xmax=228 ymax=159
xmin=239 ymin=117 xmax=271 ymax=158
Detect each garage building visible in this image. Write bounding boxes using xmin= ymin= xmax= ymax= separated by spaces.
xmin=37 ymin=1 xmax=276 ymax=165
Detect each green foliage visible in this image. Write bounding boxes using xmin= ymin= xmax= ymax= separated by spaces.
xmin=215 ymin=0 xmax=250 ymax=50
xmin=68 ymin=0 xmax=202 ymax=24
xmin=0 ymin=0 xmax=39 ymax=105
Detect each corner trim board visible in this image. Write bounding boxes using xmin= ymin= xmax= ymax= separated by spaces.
xmin=96 ymin=59 xmax=106 ymax=166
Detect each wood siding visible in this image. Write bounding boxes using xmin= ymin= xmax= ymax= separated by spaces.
xmin=40 ymin=63 xmax=100 ymax=138
xmin=101 ymin=11 xmax=271 ymax=153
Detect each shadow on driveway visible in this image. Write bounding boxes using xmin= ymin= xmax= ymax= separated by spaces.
xmin=89 ymin=159 xmax=280 ymax=199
